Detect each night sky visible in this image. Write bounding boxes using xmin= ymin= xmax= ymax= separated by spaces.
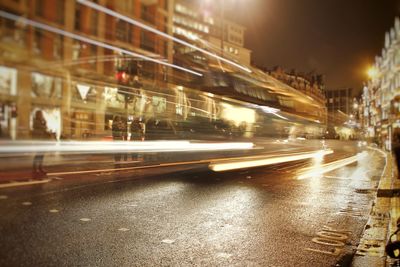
xmin=227 ymin=0 xmax=400 ymax=94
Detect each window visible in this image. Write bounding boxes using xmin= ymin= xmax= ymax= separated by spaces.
xmin=74 ymin=4 xmax=81 ymax=31
xmin=33 ymin=29 xmax=42 ymax=54
xmin=36 ymin=0 xmax=45 ymax=17
xmin=31 ymin=73 xmax=62 ymax=99
xmin=55 ymin=0 xmax=65 ymax=25
xmin=53 ymin=35 xmax=63 ymax=59
xmin=116 ymin=20 xmax=132 ymax=43
xmin=0 ymin=66 xmax=17 ymax=96
xmin=90 ymin=11 xmax=98 ymax=36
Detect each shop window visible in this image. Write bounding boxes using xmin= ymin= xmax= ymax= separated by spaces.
xmin=31 ymin=73 xmax=62 ymax=98
xmin=0 ymin=66 xmax=17 ymax=96
xmin=104 ymin=86 xmax=124 ymax=109
xmin=152 ymin=96 xmax=166 ymax=113
xmin=30 ymin=107 xmax=61 ymax=140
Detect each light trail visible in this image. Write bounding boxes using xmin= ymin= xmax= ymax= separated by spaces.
xmin=296 ymin=152 xmax=364 ymax=179
xmin=0 ymin=140 xmax=253 ymax=154
xmin=77 ymin=0 xmax=252 ymax=73
xmin=0 ymin=10 xmax=202 ymax=77
xmin=209 ymin=149 xmax=333 ymax=172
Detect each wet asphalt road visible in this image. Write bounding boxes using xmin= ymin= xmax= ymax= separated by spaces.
xmin=0 ymin=141 xmax=386 ymax=266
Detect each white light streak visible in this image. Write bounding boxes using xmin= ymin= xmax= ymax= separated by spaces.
xmin=258 ymin=105 xmax=287 ymax=120
xmin=209 ymin=149 xmax=333 ymax=172
xmin=297 ymin=153 xmax=362 ymax=180
xmin=0 ymin=140 xmax=253 ymax=154
xmin=77 ymin=0 xmax=252 ymax=73
xmin=0 ymin=11 xmax=202 ymax=77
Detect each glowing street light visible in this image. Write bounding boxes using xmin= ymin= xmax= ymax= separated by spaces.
xmin=367 ymin=66 xmax=378 ymax=79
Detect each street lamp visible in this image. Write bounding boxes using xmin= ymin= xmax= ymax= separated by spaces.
xmin=367 ymin=66 xmax=378 ymax=79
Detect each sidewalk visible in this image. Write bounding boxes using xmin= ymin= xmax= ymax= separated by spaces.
xmin=352 ymin=149 xmax=400 ymax=267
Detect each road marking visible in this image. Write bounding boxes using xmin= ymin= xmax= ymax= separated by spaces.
xmin=161 ymin=239 xmax=175 ymax=244
xmin=323 ymin=175 xmax=351 ymax=180
xmin=317 ymin=231 xmax=348 ymax=241
xmin=305 ymin=247 xmax=342 ymax=256
xmin=0 ymin=195 xmax=8 ymax=199
xmin=126 ymin=203 xmax=138 ymax=207
xmin=118 ymin=228 xmax=129 ymax=232
xmin=22 ymin=201 xmax=32 ymax=206
xmin=306 ymin=226 xmax=351 ymax=256
xmin=312 ymin=237 xmax=345 ymax=247
xmin=246 ymin=176 xmax=252 ymax=179
xmin=80 ymin=218 xmax=91 ymax=222
xmin=0 ymin=179 xmax=51 ymax=188
xmin=49 ymin=209 xmax=59 ymax=213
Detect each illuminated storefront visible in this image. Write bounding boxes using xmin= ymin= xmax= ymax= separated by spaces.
xmin=0 ymin=65 xmax=17 ymax=139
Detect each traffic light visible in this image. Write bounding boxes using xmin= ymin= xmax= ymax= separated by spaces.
xmin=115 ymin=70 xmax=129 ymax=84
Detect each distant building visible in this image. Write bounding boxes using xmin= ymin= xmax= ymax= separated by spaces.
xmin=267 ymin=66 xmax=326 ymax=106
xmin=325 ymin=88 xmax=358 ymax=139
xmin=172 ymin=0 xmax=251 ymax=66
xmin=326 ymin=88 xmax=354 ymax=115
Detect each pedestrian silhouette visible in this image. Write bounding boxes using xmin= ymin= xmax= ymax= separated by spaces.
xmin=32 ymin=110 xmax=50 ymax=178
xmin=112 ymin=115 xmax=126 ymax=168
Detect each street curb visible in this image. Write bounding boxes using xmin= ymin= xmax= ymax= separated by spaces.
xmin=352 ymin=149 xmax=393 ymax=267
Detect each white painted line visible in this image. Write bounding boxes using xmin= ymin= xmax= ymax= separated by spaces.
xmin=126 ymin=204 xmax=138 ymax=207
xmin=0 ymin=195 xmax=8 ymax=199
xmin=161 ymin=239 xmax=175 ymax=244
xmin=80 ymin=218 xmax=91 ymax=222
xmin=49 ymin=209 xmax=59 ymax=213
xmin=246 ymin=176 xmax=252 ymax=179
xmin=118 ymin=228 xmax=130 ymax=232
xmin=323 ymin=175 xmax=351 ymax=180
xmin=0 ymin=179 xmax=51 ymax=189
xmin=22 ymin=201 xmax=32 ymax=206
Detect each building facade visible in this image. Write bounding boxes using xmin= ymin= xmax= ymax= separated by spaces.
xmin=267 ymin=66 xmax=326 ymax=106
xmin=0 ymin=0 xmax=172 ymax=140
xmin=362 ymin=17 xmax=400 ymax=150
xmin=172 ymin=0 xmax=251 ymax=66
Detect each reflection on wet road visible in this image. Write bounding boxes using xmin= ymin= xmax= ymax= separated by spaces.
xmin=0 ymin=140 xmax=384 ymax=266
